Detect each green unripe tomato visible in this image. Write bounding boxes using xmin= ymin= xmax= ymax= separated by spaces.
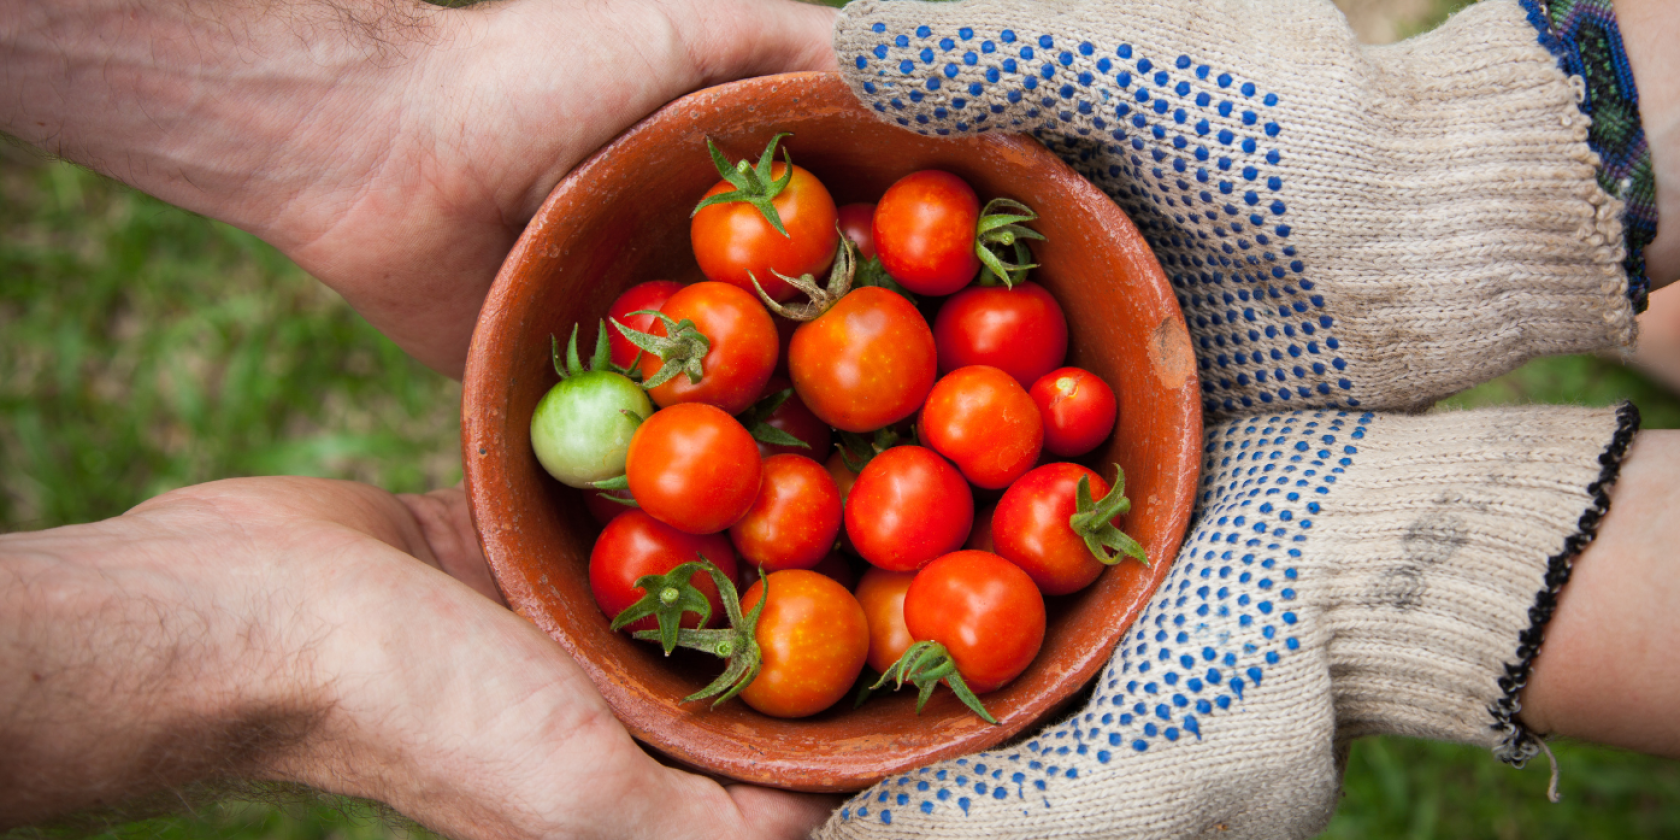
xmin=530 ymin=370 xmax=653 ymax=488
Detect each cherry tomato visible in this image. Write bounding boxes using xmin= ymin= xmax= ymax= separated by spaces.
xmin=789 ymin=287 xmax=937 ymax=432
xmin=845 ymin=445 xmax=973 ymax=572
xmin=837 ymin=202 xmax=878 ymax=260
xmin=605 ymin=280 xmax=682 ymax=371
xmin=728 ymin=454 xmax=843 ymax=573
xmin=530 ymin=368 xmax=652 ymax=488
xmin=589 ymin=509 xmax=739 ymax=633
xmin=1030 ymin=367 xmax=1119 ymax=458
xmin=872 ymin=170 xmax=980 ymax=296
xmin=854 ymin=566 xmax=916 ymax=674
xmin=625 ymin=403 xmax=762 ymax=534
xmin=751 ymin=376 xmax=832 ymax=459
xmin=692 ymin=162 xmax=838 ymax=302
xmin=739 ymin=570 xmax=869 ymax=718
xmin=932 ymin=281 xmax=1069 ymax=388
xmin=903 ymin=550 xmax=1045 ymax=694
xmin=919 ymin=365 xmax=1043 ymax=490
xmin=640 ymin=281 xmax=778 ymax=416
xmin=991 ymin=463 xmax=1114 ymax=595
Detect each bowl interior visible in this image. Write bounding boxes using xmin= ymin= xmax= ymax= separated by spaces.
xmin=462 ymin=72 xmax=1200 ymax=792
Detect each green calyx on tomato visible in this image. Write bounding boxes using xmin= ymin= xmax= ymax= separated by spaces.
xmin=751 ymin=233 xmax=855 ymax=322
xmin=853 ymin=254 xmax=919 ymax=306
xmin=631 ymin=561 xmax=768 ymax=709
xmin=974 ymin=197 xmax=1044 ymax=289
xmin=871 ymin=639 xmax=997 ymax=724
xmin=834 ymin=425 xmax=906 ymax=474
xmin=611 ymin=310 xmax=711 ymax=390
xmin=692 ymin=133 xmax=797 ymax=237
xmin=610 ymin=559 xmax=718 ymax=655
xmin=553 ymin=319 xmax=639 ymax=381
xmin=1070 ymin=465 xmax=1149 ymax=566
xmin=735 ymin=387 xmax=810 ymax=450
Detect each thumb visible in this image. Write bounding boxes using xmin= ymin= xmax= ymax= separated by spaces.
xmin=667 ymin=0 xmax=841 ymax=86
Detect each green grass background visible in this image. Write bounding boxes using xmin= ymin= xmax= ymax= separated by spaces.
xmin=5 ymin=0 xmax=1679 ymax=835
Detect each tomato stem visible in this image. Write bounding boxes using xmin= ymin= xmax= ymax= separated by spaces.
xmin=974 ymin=197 xmax=1044 ymax=289
xmin=835 ymin=426 xmax=904 ymax=474
xmin=553 ymin=320 xmax=636 ymax=379
xmin=610 ymin=311 xmax=712 ymax=389
xmin=852 ymin=254 xmax=919 ymax=305
xmin=692 ymin=134 xmax=797 ymax=237
xmin=631 ymin=562 xmax=768 ymax=709
xmin=1068 ymin=465 xmax=1149 ymax=566
xmin=873 ymin=640 xmax=998 ymax=724
xmin=750 ymin=233 xmax=856 ymax=322
xmin=611 ymin=560 xmax=718 ymax=655
xmin=736 ymin=388 xmax=811 ymax=450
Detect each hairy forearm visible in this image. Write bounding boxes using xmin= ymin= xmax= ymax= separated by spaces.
xmin=0 ymin=517 xmax=327 ymax=828
xmin=0 ymin=0 xmax=431 ymax=235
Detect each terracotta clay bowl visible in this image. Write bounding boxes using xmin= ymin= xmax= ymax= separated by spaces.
xmin=461 ymin=71 xmax=1201 ymax=793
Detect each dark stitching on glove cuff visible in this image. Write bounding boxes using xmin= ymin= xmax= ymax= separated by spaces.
xmin=1489 ymin=399 xmax=1641 ymax=766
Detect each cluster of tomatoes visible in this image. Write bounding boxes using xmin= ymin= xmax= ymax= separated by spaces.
xmin=529 ymin=135 xmax=1144 ymax=721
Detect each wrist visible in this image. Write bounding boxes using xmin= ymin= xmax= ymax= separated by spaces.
xmin=1612 ymin=0 xmax=1680 ymax=290
xmin=0 ymin=511 xmax=329 ymax=827
xmin=1519 ymin=430 xmax=1680 ymax=757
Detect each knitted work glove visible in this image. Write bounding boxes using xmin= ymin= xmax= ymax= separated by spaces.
xmin=818 ymin=403 xmax=1636 ymax=840
xmin=835 ymin=0 xmax=1639 ymax=418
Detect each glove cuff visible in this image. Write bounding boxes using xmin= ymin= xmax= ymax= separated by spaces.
xmin=1524 ymin=0 xmax=1657 ymax=312
xmin=1301 ymin=403 xmax=1639 ymax=756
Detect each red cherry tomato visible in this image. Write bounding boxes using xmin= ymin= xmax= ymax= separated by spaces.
xmin=752 ymin=376 xmax=833 ymax=460
xmin=728 ymin=454 xmax=843 ymax=573
xmin=845 ymin=446 xmax=973 ymax=572
xmin=692 ymin=162 xmax=838 ymax=302
xmin=992 ymin=462 xmax=1112 ymax=595
xmin=854 ymin=566 xmax=916 ymax=674
xmin=739 ymin=570 xmax=869 ymax=718
xmin=903 ymin=550 xmax=1045 ymax=694
xmin=1030 ymin=367 xmax=1119 ymax=458
xmin=872 ymin=170 xmax=980 ymax=296
xmin=625 ymin=403 xmax=762 ymax=534
xmin=605 ymin=280 xmax=682 ymax=371
xmin=932 ymin=281 xmax=1069 ymax=388
xmin=789 ymin=287 xmax=937 ymax=433
xmin=638 ymin=281 xmax=778 ymax=416
xmin=837 ymin=202 xmax=878 ymax=260
xmin=919 ymin=365 xmax=1044 ymax=490
xmin=588 ymin=509 xmax=739 ymax=633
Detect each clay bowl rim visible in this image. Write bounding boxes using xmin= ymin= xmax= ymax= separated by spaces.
xmin=461 ymin=70 xmax=1201 ymax=793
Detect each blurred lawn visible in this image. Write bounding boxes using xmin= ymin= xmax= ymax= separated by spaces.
xmin=7 ymin=0 xmax=1680 ymax=833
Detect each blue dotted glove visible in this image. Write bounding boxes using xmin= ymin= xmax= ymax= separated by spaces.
xmin=835 ymin=0 xmax=1634 ymax=418
xmin=817 ymin=404 xmax=1634 ymax=839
